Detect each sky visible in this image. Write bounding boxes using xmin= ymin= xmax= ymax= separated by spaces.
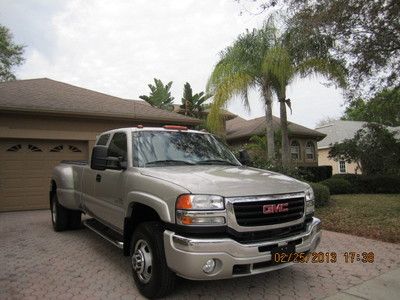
xmin=0 ymin=0 xmax=346 ymax=128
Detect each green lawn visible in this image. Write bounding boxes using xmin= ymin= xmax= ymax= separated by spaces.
xmin=316 ymin=194 xmax=400 ymax=243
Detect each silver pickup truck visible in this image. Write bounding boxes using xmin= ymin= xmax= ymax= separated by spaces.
xmin=50 ymin=126 xmax=321 ymax=298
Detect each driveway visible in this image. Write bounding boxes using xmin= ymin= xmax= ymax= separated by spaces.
xmin=1 ymin=210 xmax=399 ymax=299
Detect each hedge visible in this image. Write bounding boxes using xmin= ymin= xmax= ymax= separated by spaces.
xmin=320 ymin=178 xmax=353 ymax=194
xmin=299 ymin=165 xmax=332 ymax=182
xmin=332 ymin=174 xmax=400 ymax=194
xmin=309 ymin=182 xmax=330 ymax=207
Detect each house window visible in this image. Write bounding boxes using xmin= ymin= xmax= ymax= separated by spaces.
xmin=50 ymin=145 xmax=63 ymax=152
xmin=290 ymin=140 xmax=300 ymax=160
xmin=305 ymin=141 xmax=315 ymax=160
xmin=6 ymin=144 xmax=22 ymax=152
xmin=339 ymin=160 xmax=346 ymax=173
xmin=69 ymin=145 xmax=82 ymax=153
xmin=28 ymin=144 xmax=42 ymax=152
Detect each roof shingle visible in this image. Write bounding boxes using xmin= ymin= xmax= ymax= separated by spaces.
xmin=226 ymin=116 xmax=326 ymax=141
xmin=0 ymin=78 xmax=202 ymax=125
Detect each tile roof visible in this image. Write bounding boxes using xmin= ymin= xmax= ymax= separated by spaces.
xmin=316 ymin=120 xmax=400 ymax=149
xmin=226 ymin=115 xmax=326 ymax=141
xmin=0 ymin=78 xmax=202 ymax=125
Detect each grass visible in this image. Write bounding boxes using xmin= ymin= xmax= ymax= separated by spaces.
xmin=316 ymin=194 xmax=400 ymax=243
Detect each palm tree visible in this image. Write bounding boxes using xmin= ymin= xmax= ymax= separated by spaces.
xmin=263 ymin=29 xmax=347 ymax=167
xmin=207 ymin=23 xmax=277 ymax=161
xmin=139 ymin=78 xmax=174 ymax=111
xmin=180 ymin=82 xmax=212 ymax=118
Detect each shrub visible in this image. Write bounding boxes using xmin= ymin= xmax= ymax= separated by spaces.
xmin=309 ymin=182 xmax=330 ymax=207
xmin=332 ymin=174 xmax=400 ymax=194
xmin=320 ymin=178 xmax=353 ymax=194
xmin=299 ymin=165 xmax=332 ymax=182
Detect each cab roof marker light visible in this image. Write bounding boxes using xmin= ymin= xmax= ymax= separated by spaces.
xmin=163 ymin=125 xmax=188 ymax=130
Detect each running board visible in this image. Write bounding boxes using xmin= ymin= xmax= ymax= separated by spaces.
xmin=83 ymin=218 xmax=124 ymax=249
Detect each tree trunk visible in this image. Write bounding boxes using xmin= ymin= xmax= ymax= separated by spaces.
xmin=279 ymin=93 xmax=290 ymax=167
xmin=262 ymin=85 xmax=275 ymax=161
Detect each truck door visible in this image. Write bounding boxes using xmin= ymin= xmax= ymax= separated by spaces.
xmin=93 ymin=132 xmax=128 ymax=231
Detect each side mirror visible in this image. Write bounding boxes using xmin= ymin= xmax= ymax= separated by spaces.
xmin=239 ymin=149 xmax=251 ymax=165
xmin=91 ymin=146 xmax=108 ymax=170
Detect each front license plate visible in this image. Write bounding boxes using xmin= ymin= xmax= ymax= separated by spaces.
xmin=271 ymin=244 xmax=296 ymax=262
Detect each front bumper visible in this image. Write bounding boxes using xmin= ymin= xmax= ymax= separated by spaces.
xmin=163 ymin=217 xmax=321 ymax=280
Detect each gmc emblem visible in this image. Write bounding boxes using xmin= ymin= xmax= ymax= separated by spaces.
xmin=263 ymin=203 xmax=289 ymax=214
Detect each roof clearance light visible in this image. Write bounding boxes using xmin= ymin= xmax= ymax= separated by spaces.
xmin=137 ymin=125 xmax=144 ymax=128
xmin=163 ymin=125 xmax=188 ymax=130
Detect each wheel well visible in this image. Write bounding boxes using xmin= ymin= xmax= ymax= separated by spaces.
xmin=123 ymin=203 xmax=162 ymax=256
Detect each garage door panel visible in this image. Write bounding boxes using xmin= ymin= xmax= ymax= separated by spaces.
xmin=0 ymin=139 xmax=88 ymax=211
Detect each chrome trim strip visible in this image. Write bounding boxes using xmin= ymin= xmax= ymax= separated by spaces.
xmin=170 ymin=217 xmax=320 ymax=253
xmin=83 ymin=220 xmax=124 ymax=249
xmin=225 ymin=192 xmax=306 ymax=232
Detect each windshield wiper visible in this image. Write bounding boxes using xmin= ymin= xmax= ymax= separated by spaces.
xmin=196 ymin=159 xmax=239 ymax=166
xmin=145 ymin=159 xmax=195 ymax=166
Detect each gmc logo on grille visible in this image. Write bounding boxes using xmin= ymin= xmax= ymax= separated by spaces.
xmin=263 ymin=203 xmax=289 ymax=214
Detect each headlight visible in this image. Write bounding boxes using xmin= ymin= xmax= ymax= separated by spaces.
xmin=176 ymin=194 xmax=224 ymax=210
xmin=305 ymin=187 xmax=315 ymax=214
xmin=176 ymin=194 xmax=226 ymax=226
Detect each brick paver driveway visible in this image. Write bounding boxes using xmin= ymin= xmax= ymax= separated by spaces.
xmin=1 ymin=210 xmax=399 ymax=299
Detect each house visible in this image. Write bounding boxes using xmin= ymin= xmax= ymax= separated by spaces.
xmin=316 ymin=120 xmax=400 ymax=174
xmin=0 ymin=78 xmax=201 ymax=212
xmin=226 ymin=116 xmax=326 ymax=167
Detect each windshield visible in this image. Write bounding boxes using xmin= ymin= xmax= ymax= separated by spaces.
xmin=133 ymin=131 xmax=240 ymax=167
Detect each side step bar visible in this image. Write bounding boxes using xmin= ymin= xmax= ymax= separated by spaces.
xmin=83 ymin=218 xmax=124 ymax=249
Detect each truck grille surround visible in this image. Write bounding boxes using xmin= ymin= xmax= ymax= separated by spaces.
xmin=232 ymin=195 xmax=305 ymax=227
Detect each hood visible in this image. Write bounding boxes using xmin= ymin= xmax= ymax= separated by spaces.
xmin=139 ymin=165 xmax=308 ymax=197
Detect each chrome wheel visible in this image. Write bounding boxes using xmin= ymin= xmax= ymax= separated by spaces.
xmin=132 ymin=239 xmax=153 ymax=283
xmin=51 ymin=200 xmax=57 ymax=223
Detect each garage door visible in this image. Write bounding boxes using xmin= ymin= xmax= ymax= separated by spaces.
xmin=0 ymin=139 xmax=88 ymax=212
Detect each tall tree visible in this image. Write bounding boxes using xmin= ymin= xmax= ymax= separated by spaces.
xmin=342 ymin=88 xmax=400 ymax=127
xmin=207 ymin=23 xmax=277 ymax=161
xmin=263 ymin=28 xmax=347 ymax=166
xmin=238 ymin=0 xmax=400 ymax=96
xmin=0 ymin=25 xmax=24 ymax=81
xmin=180 ymin=82 xmax=211 ymax=118
xmin=329 ymin=123 xmax=400 ymax=175
xmin=139 ymin=78 xmax=174 ymax=111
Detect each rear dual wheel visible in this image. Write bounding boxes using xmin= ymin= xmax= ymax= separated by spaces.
xmin=50 ymin=193 xmax=81 ymax=231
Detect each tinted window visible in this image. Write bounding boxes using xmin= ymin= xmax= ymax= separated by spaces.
xmin=133 ymin=131 xmax=239 ymax=167
xmin=97 ymin=134 xmax=110 ymax=146
xmin=108 ymin=132 xmax=127 ymax=161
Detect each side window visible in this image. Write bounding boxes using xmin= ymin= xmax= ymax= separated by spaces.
xmin=97 ymin=134 xmax=110 ymax=146
xmin=108 ymin=132 xmax=127 ymax=162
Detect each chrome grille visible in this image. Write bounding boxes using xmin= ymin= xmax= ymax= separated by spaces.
xmin=233 ymin=196 xmax=304 ymax=227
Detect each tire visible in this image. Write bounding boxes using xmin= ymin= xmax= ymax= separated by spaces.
xmin=50 ymin=193 xmax=69 ymax=232
xmin=68 ymin=210 xmax=82 ymax=230
xmin=50 ymin=193 xmax=81 ymax=231
xmin=130 ymin=222 xmax=176 ymax=298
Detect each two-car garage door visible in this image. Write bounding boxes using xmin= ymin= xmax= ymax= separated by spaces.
xmin=0 ymin=139 xmax=88 ymax=212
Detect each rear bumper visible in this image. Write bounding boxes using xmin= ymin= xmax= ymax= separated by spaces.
xmin=163 ymin=217 xmax=321 ymax=280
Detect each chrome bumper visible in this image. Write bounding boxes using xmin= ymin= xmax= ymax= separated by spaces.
xmin=163 ymin=217 xmax=321 ymax=280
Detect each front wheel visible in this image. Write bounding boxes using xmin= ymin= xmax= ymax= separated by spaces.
xmin=130 ymin=222 xmax=176 ymax=298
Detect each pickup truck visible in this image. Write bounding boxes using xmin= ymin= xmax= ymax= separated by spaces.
xmin=50 ymin=126 xmax=321 ymax=298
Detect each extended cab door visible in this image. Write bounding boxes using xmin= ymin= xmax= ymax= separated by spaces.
xmin=91 ymin=132 xmax=128 ymax=231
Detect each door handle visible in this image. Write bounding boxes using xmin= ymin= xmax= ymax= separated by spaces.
xmin=96 ymin=174 xmax=102 ymax=182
